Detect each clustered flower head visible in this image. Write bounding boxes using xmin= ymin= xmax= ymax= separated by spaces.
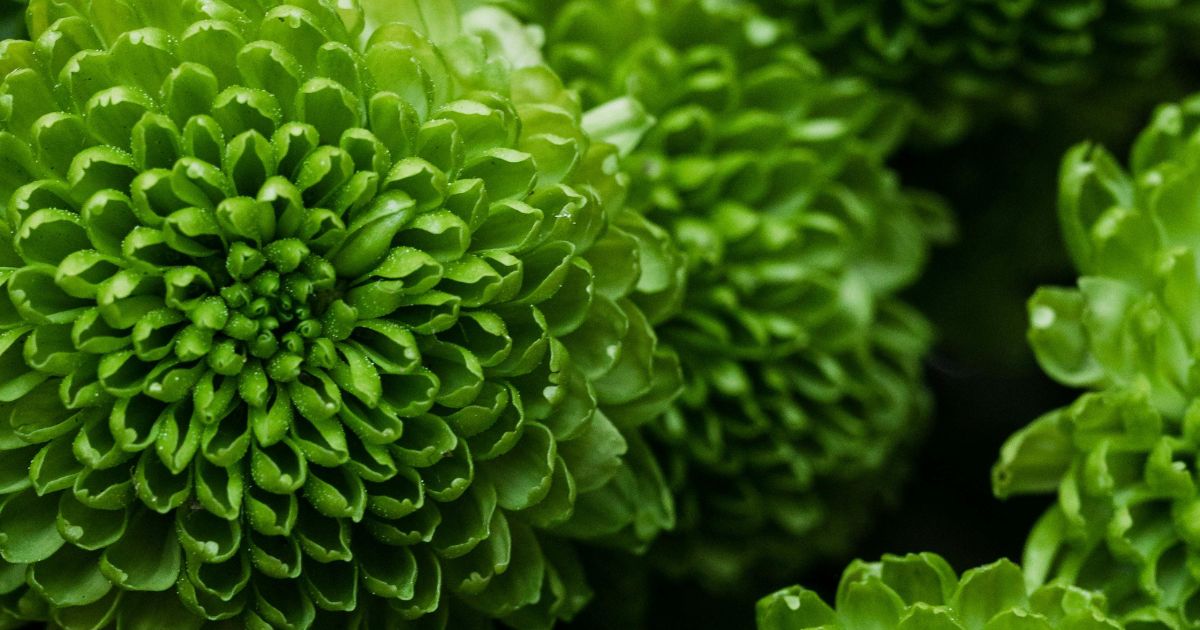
xmin=756 ymin=36 xmax=1200 ymax=630
xmin=755 ymin=552 xmax=1172 ymax=629
xmin=761 ymin=0 xmax=1200 ymax=142
xmin=13 ymin=0 xmax=1172 ymax=626
xmin=492 ymin=0 xmax=949 ymax=587
xmin=992 ymin=94 xmax=1200 ymax=627
xmin=994 ymin=391 xmax=1197 ymax=628
xmin=0 ymin=0 xmax=684 ymax=627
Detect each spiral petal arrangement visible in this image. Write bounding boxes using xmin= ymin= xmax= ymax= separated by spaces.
xmin=755 ymin=552 xmax=1170 ymax=629
xmin=0 ymin=0 xmax=682 ymax=627
xmin=493 ymin=0 xmax=949 ymax=587
xmin=762 ymin=0 xmax=1200 ymax=142
xmin=993 ymin=94 xmax=1200 ymax=625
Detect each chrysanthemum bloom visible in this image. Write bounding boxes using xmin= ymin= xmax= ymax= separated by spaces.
xmin=755 ymin=552 xmax=1170 ymax=629
xmin=489 ymin=0 xmax=949 ymax=587
xmin=762 ymin=0 xmax=1200 ymax=143
xmin=0 ymin=0 xmax=684 ymax=627
xmin=994 ymin=94 xmax=1200 ymax=625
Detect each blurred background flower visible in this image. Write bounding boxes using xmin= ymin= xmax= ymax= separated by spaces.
xmin=483 ymin=0 xmax=950 ymax=607
xmin=762 ymin=0 xmax=1200 ymax=144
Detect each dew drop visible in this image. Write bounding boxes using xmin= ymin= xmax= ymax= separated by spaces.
xmin=602 ymin=154 xmax=619 ymax=175
xmin=1031 ymin=305 xmax=1055 ymax=329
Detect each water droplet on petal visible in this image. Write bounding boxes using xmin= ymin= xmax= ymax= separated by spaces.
xmin=1031 ymin=305 xmax=1055 ymax=329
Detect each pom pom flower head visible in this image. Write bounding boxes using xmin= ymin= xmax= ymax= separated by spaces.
xmin=994 ymin=95 xmax=1200 ymax=625
xmin=754 ymin=552 xmax=1173 ymax=629
xmin=0 ymin=0 xmax=681 ymax=627
xmin=494 ymin=0 xmax=949 ymax=586
xmin=763 ymin=0 xmax=1200 ymax=141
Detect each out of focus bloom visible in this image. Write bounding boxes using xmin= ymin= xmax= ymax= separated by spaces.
xmin=491 ymin=0 xmax=950 ymax=587
xmin=762 ymin=0 xmax=1200 ymax=142
xmin=0 ymin=0 xmax=682 ymax=627
xmin=994 ymin=94 xmax=1200 ymax=625
xmin=755 ymin=552 xmax=1176 ymax=629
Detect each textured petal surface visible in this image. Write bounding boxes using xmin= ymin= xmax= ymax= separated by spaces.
xmin=761 ymin=0 xmax=1200 ymax=143
xmin=489 ymin=0 xmax=948 ymax=588
xmin=756 ymin=552 xmax=1153 ymax=629
xmin=0 ymin=0 xmax=682 ymax=627
xmin=993 ymin=94 xmax=1200 ymax=627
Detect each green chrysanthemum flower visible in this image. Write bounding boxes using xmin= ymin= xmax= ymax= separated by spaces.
xmin=754 ymin=552 xmax=1176 ymax=629
xmin=762 ymin=0 xmax=1200 ymax=143
xmin=0 ymin=0 xmax=683 ymax=627
xmin=997 ymin=391 xmax=1200 ymax=626
xmin=483 ymin=0 xmax=949 ymax=587
xmin=993 ymin=94 xmax=1200 ymax=625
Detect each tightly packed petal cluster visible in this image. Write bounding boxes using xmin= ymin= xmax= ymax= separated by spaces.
xmin=993 ymin=95 xmax=1200 ymax=625
xmin=763 ymin=0 xmax=1200 ymax=142
xmin=0 ymin=0 xmax=680 ymax=627
xmin=755 ymin=552 xmax=1161 ymax=629
xmin=496 ymin=0 xmax=948 ymax=586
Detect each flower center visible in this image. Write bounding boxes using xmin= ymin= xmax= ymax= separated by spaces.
xmin=171 ymin=231 xmax=349 ymax=385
